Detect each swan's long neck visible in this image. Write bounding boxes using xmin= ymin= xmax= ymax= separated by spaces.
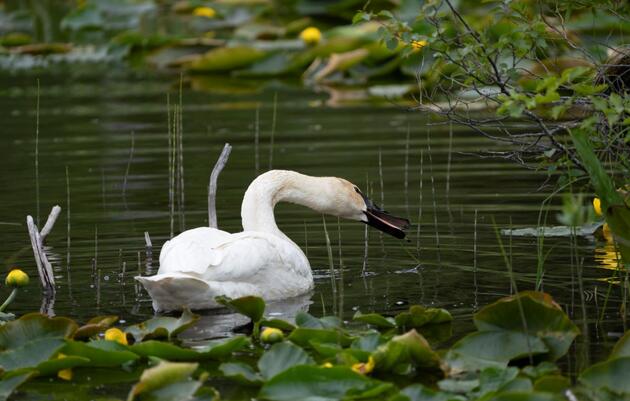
xmin=241 ymin=170 xmax=339 ymax=242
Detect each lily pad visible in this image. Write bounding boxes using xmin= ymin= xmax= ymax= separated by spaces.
xmin=448 ymin=331 xmax=548 ymax=370
xmin=127 ymin=361 xmax=200 ymax=401
xmin=0 ymin=313 xmax=77 ymax=349
xmin=396 ymin=383 xmax=459 ymax=401
xmin=0 ymin=371 xmax=33 ymax=401
xmin=0 ymin=337 xmax=66 ymax=372
xmin=220 ymin=362 xmax=263 ymax=385
xmin=580 ymin=356 xmax=630 ymax=395
xmin=125 ymin=309 xmax=198 ymax=342
xmin=74 ymin=316 xmax=119 ymax=340
xmin=258 ymin=365 xmax=393 ymax=401
xmin=258 ymin=342 xmax=315 ymax=380
xmin=216 ymin=296 xmax=265 ymax=323
xmin=130 ymin=336 xmax=249 ymax=361
xmin=353 ymin=311 xmax=396 ymax=329
xmin=288 ymin=327 xmax=353 ymax=348
xmin=187 ymin=47 xmax=267 ymax=73
xmin=395 ymin=305 xmax=453 ymax=331
xmin=372 ymin=330 xmax=441 ymax=373
xmin=611 ymin=331 xmax=630 ymax=359
xmin=62 ymin=340 xmax=139 ymax=367
xmin=473 ymin=292 xmax=579 ymax=360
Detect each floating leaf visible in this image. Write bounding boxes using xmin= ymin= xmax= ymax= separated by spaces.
xmin=580 ymin=356 xmax=630 ymax=395
xmin=127 ymin=361 xmax=200 ymax=401
xmin=0 ymin=371 xmax=33 ymax=401
xmin=130 ymin=336 xmax=249 ymax=361
xmin=125 ymin=309 xmax=198 ymax=342
xmin=353 ymin=311 xmax=396 ymax=329
xmin=62 ymin=340 xmax=139 ymax=367
xmin=220 ymin=362 xmax=263 ymax=385
xmin=448 ymin=331 xmax=548 ymax=370
xmin=261 ymin=319 xmax=296 ymax=332
xmin=482 ymin=392 xmax=564 ymax=401
xmin=187 ymin=47 xmax=267 ymax=72
xmin=295 ymin=313 xmax=341 ymax=329
xmin=74 ymin=316 xmax=119 ymax=340
xmin=396 ymin=383 xmax=458 ymax=401
xmin=372 ymin=330 xmax=441 ymax=374
xmin=288 ymin=327 xmax=353 ymax=348
xmin=258 ymin=342 xmax=315 ymax=380
xmin=395 ymin=305 xmax=453 ymax=331
xmin=611 ymin=331 xmax=630 ymax=359
xmin=34 ymin=354 xmax=89 ymax=377
xmin=259 ymin=365 xmax=393 ymax=401
xmin=473 ymin=292 xmax=579 ymax=360
xmin=0 ymin=338 xmax=66 ymax=372
xmin=216 ymin=296 xmax=266 ymax=323
xmin=0 ymin=313 xmax=77 ymax=349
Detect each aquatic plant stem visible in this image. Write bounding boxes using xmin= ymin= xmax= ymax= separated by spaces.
xmin=35 ymin=79 xmax=40 ymax=226
xmin=254 ymin=105 xmax=260 ymax=175
xmin=322 ymin=215 xmax=337 ymax=313
xmin=0 ymin=289 xmax=18 ymax=312
xmin=268 ymin=92 xmax=277 ymax=170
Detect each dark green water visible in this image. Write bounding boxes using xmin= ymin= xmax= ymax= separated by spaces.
xmin=0 ymin=67 xmax=625 ymax=382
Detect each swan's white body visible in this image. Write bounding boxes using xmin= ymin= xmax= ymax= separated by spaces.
xmin=137 ymin=170 xmax=368 ymax=312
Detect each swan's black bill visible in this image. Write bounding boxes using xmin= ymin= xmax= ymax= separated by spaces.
xmin=356 ymin=187 xmax=410 ymax=239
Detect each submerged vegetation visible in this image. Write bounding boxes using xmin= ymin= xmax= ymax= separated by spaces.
xmin=0 ymin=287 xmax=629 ymax=401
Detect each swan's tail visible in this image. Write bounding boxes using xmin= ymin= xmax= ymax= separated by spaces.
xmin=135 ymin=273 xmax=258 ymax=312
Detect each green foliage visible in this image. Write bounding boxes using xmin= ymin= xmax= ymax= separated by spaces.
xmin=0 ymin=293 xmax=627 ymax=400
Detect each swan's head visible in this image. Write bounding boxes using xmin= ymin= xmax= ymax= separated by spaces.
xmin=326 ymin=178 xmax=410 ymax=239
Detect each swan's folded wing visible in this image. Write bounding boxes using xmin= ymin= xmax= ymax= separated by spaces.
xmin=158 ymin=227 xmax=232 ymax=275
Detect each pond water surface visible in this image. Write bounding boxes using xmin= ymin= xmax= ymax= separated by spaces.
xmin=0 ymin=66 xmax=625 ymax=393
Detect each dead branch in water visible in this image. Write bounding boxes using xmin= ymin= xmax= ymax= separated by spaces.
xmin=27 ymin=205 xmax=60 ymax=294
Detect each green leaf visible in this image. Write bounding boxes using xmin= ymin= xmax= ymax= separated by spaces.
xmin=397 ymin=383 xmax=460 ymax=401
xmin=0 ymin=313 xmax=77 ymax=349
xmin=611 ymin=331 xmax=630 ymax=359
xmin=219 ymin=362 xmax=263 ymax=385
xmin=482 ymin=392 xmax=564 ymax=401
xmin=395 ymin=305 xmax=453 ymax=331
xmin=216 ymin=296 xmax=265 ymax=323
xmin=0 ymin=371 xmax=33 ymax=401
xmin=258 ymin=342 xmax=315 ymax=380
xmin=353 ymin=311 xmax=396 ymax=329
xmin=127 ymin=361 xmax=200 ymax=401
xmin=288 ymin=328 xmax=353 ymax=348
xmin=473 ymin=291 xmax=579 ymax=360
xmin=125 ymin=309 xmax=198 ymax=342
xmin=0 ymin=337 xmax=65 ymax=372
xmin=259 ymin=365 xmax=393 ymax=401
xmin=130 ymin=336 xmax=249 ymax=361
xmin=74 ymin=316 xmax=118 ymax=340
xmin=261 ymin=319 xmax=296 ymax=332
xmin=34 ymin=354 xmax=90 ymax=376
xmin=372 ymin=330 xmax=441 ymax=373
xmin=295 ymin=313 xmax=341 ymax=329
xmin=187 ymin=47 xmax=268 ymax=73
xmin=448 ymin=331 xmax=548 ymax=370
xmin=62 ymin=340 xmax=139 ymax=367
xmin=580 ymin=356 xmax=630 ymax=395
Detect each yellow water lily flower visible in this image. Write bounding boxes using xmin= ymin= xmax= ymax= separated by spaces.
xmin=593 ymin=197 xmax=602 ymax=216
xmin=193 ymin=7 xmax=216 ymax=18
xmin=261 ymin=327 xmax=284 ymax=343
xmin=351 ymin=356 xmax=375 ymax=374
xmin=411 ymin=40 xmax=428 ymax=50
xmin=57 ymin=353 xmax=72 ymax=381
xmin=5 ymin=269 xmax=29 ymax=288
xmin=321 ymin=362 xmax=333 ymax=368
xmin=299 ymin=27 xmax=322 ymax=46
xmin=104 ymin=328 xmax=128 ymax=345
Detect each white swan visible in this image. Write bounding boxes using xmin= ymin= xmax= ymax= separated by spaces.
xmin=136 ymin=170 xmax=409 ymax=312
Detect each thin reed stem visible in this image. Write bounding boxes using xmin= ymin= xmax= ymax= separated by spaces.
xmin=268 ymin=92 xmax=277 ymax=170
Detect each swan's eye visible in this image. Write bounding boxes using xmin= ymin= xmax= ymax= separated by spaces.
xmin=354 ymin=186 xmax=361 ymax=193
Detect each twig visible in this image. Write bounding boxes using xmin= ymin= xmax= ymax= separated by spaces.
xmin=40 ymin=205 xmax=61 ymax=242
xmin=26 ymin=208 xmax=57 ymax=293
xmin=208 ymin=143 xmax=232 ymax=229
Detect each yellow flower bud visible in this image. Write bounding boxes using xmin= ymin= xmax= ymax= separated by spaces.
xmin=104 ymin=328 xmax=128 ymax=345
xmin=260 ymin=327 xmax=284 ymax=344
xmin=5 ymin=269 xmax=29 ymax=288
xmin=321 ymin=362 xmax=333 ymax=368
xmin=57 ymin=353 xmax=72 ymax=381
xmin=411 ymin=40 xmax=428 ymax=50
xmin=299 ymin=27 xmax=322 ymax=46
xmin=351 ymin=356 xmax=375 ymax=375
xmin=593 ymin=197 xmax=602 ymax=216
xmin=193 ymin=7 xmax=216 ymax=18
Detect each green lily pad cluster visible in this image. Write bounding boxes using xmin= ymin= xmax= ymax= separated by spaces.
xmin=0 ymin=291 xmax=627 ymax=401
